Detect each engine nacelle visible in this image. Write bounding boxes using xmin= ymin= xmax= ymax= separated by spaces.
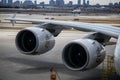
xmin=62 ymin=39 xmax=106 ymax=71
xmin=16 ymin=27 xmax=55 ymax=55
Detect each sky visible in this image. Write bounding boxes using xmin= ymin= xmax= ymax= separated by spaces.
xmin=6 ymin=0 xmax=120 ymax=5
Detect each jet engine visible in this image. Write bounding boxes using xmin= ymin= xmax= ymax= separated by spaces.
xmin=62 ymin=39 xmax=106 ymax=71
xmin=16 ymin=27 xmax=55 ymax=55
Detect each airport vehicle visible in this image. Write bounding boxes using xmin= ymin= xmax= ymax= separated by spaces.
xmin=5 ymin=15 xmax=120 ymax=76
xmin=72 ymin=9 xmax=81 ymax=14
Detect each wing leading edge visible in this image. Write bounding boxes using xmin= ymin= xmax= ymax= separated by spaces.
xmin=5 ymin=17 xmax=120 ymax=38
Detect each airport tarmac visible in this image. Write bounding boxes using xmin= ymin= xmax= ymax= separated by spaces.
xmin=0 ymin=14 xmax=119 ymax=80
xmin=0 ymin=29 xmax=117 ymax=80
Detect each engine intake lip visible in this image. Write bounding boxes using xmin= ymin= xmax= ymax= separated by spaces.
xmin=16 ymin=29 xmax=38 ymax=55
xmin=62 ymin=42 xmax=89 ymax=71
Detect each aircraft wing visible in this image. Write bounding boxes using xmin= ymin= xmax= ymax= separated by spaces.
xmin=5 ymin=17 xmax=120 ymax=38
xmin=5 ymin=16 xmax=120 ymax=76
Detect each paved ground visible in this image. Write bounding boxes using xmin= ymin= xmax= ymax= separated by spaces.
xmin=0 ymin=29 xmax=117 ymax=80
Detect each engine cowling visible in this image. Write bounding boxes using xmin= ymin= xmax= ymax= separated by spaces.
xmin=62 ymin=39 xmax=106 ymax=71
xmin=16 ymin=27 xmax=55 ymax=55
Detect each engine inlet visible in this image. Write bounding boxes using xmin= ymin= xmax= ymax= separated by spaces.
xmin=62 ymin=43 xmax=87 ymax=70
xmin=16 ymin=30 xmax=37 ymax=52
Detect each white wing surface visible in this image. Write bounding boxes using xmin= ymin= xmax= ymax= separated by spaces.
xmin=5 ymin=17 xmax=120 ymax=38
